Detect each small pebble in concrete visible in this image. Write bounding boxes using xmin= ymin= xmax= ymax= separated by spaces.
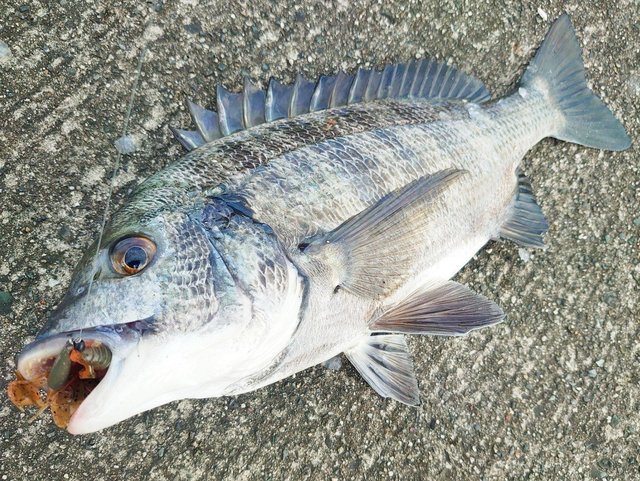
xmin=0 ymin=291 xmax=14 ymax=315
xmin=537 ymin=7 xmax=548 ymax=21
xmin=322 ymin=356 xmax=342 ymax=371
xmin=114 ymin=135 xmax=139 ymax=154
xmin=518 ymin=248 xmax=531 ymax=262
xmin=0 ymin=41 xmax=11 ymax=61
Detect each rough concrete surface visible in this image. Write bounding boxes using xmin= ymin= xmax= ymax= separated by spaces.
xmin=0 ymin=1 xmax=638 ymax=480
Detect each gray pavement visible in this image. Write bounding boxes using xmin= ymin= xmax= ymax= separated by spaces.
xmin=0 ymin=1 xmax=638 ymax=480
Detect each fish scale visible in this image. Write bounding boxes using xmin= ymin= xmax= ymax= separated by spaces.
xmin=219 ymin=96 xmax=540 ymax=249
xmin=10 ymin=15 xmax=631 ymax=434
xmin=107 ymin=101 xmax=458 ymax=236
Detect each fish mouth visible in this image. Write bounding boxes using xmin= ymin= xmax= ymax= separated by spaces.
xmin=14 ymin=320 xmax=150 ymax=432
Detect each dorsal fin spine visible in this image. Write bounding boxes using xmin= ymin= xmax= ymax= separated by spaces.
xmin=311 ymin=75 xmax=337 ymax=112
xmin=170 ymin=127 xmax=205 ymax=151
xmin=216 ymin=85 xmax=244 ymax=135
xmin=187 ymin=99 xmax=221 ymax=141
xmin=348 ymin=68 xmax=369 ymax=104
xmin=330 ymin=71 xmax=353 ymax=108
xmin=290 ymin=74 xmax=315 ymax=116
xmin=377 ymin=64 xmax=394 ymax=99
xmin=363 ymin=69 xmax=380 ymax=101
xmin=242 ymin=78 xmax=266 ymax=128
xmin=265 ymin=78 xmax=291 ymax=121
xmin=389 ymin=64 xmax=405 ymax=98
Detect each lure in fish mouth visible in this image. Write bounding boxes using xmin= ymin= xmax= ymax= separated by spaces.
xmin=9 ymin=15 xmax=631 ymax=434
xmin=13 ymin=324 xmax=135 ymax=430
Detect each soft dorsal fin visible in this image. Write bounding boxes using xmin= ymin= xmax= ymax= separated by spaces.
xmin=173 ymin=58 xmax=491 ymax=151
xmin=345 ymin=334 xmax=420 ymax=405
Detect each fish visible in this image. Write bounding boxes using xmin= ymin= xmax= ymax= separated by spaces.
xmin=10 ymin=14 xmax=631 ymax=434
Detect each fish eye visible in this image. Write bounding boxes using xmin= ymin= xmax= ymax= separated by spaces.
xmin=110 ymin=236 xmax=156 ymax=276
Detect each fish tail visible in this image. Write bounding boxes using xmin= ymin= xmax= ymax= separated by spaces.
xmin=521 ymin=14 xmax=631 ymax=151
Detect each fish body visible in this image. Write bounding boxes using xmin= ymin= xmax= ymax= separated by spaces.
xmin=221 ymin=94 xmax=545 ymax=394
xmin=13 ymin=15 xmax=630 ymax=433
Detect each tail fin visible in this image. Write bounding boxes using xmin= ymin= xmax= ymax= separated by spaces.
xmin=521 ymin=14 xmax=631 ymax=151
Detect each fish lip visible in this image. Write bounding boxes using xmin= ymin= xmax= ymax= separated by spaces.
xmin=16 ymin=320 xmax=151 ymax=382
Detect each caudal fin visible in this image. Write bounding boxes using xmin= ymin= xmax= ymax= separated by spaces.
xmin=521 ymin=14 xmax=631 ymax=151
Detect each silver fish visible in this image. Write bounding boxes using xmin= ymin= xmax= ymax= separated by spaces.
xmin=13 ymin=14 xmax=630 ymax=434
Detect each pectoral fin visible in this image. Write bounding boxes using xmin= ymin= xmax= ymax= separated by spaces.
xmin=301 ymin=169 xmax=466 ymax=298
xmin=346 ymin=334 xmax=419 ymax=405
xmin=371 ymin=281 xmax=504 ymax=336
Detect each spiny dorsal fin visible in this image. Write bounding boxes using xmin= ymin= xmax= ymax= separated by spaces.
xmin=500 ymin=169 xmax=549 ymax=248
xmin=300 ymin=169 xmax=466 ymax=299
xmin=371 ymin=281 xmax=504 ymax=336
xmin=345 ymin=334 xmax=419 ymax=405
xmin=172 ymin=59 xmax=491 ymax=151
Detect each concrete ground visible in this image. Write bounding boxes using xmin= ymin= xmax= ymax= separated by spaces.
xmin=0 ymin=1 xmax=638 ymax=480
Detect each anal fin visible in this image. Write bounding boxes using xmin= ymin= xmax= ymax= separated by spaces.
xmin=345 ymin=334 xmax=419 ymax=405
xmin=500 ymin=170 xmax=549 ymax=248
xmin=371 ymin=281 xmax=504 ymax=336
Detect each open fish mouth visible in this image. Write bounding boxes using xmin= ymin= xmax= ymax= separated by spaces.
xmin=9 ymin=321 xmax=149 ymax=430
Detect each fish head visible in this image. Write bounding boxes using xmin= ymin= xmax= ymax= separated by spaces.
xmin=16 ymin=197 xmax=304 ymax=434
